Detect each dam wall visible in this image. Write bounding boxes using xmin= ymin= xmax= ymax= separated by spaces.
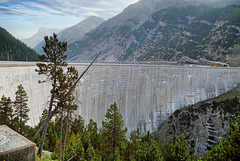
xmin=74 ymin=64 xmax=240 ymax=136
xmin=0 ymin=62 xmax=51 ymax=126
xmin=0 ymin=62 xmax=240 ymax=136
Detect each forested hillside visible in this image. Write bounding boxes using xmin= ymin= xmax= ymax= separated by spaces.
xmin=0 ymin=27 xmax=39 ymax=61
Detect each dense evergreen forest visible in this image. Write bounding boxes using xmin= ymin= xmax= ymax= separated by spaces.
xmin=0 ymin=27 xmax=39 ymax=61
xmin=1 ymin=91 xmax=240 ymax=160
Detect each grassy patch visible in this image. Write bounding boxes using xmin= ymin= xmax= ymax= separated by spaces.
xmin=206 ymin=87 xmax=240 ymax=102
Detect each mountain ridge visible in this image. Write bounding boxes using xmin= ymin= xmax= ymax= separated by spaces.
xmin=33 ymin=16 xmax=105 ymax=55
xmin=57 ymin=16 xmax=105 ymax=44
xmin=0 ymin=27 xmax=39 ymax=61
xmin=66 ymin=0 xmax=240 ymax=64
xmin=22 ymin=27 xmax=61 ymax=48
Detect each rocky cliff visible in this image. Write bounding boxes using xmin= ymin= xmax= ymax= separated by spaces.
xmin=155 ymin=93 xmax=240 ymax=157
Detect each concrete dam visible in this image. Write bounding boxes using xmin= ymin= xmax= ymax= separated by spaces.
xmin=0 ymin=62 xmax=240 ymax=136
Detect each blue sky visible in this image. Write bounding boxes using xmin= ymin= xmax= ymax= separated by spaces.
xmin=0 ymin=0 xmax=139 ymax=39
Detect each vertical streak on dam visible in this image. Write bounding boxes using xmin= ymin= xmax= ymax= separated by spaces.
xmin=0 ymin=63 xmax=240 ymax=136
xmin=73 ymin=64 xmax=240 ymax=136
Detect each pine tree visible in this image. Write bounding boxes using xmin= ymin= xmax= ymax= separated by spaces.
xmin=34 ymin=34 xmax=99 ymax=158
xmin=130 ymin=129 xmax=141 ymax=150
xmin=55 ymin=66 xmax=78 ymax=161
xmin=40 ymin=109 xmax=48 ymax=124
xmin=86 ymin=145 xmax=99 ymax=160
xmin=163 ymin=138 xmax=175 ymax=161
xmin=100 ymin=102 xmax=127 ymax=160
xmin=36 ymin=33 xmax=68 ymax=157
xmin=86 ymin=119 xmax=99 ymax=150
xmin=71 ymin=115 xmax=85 ymax=135
xmin=0 ymin=95 xmax=13 ymax=126
xmin=133 ymin=132 xmax=163 ymax=161
xmin=174 ymin=135 xmax=190 ymax=161
xmin=14 ymin=84 xmax=29 ymax=134
xmin=32 ymin=48 xmax=100 ymax=147
xmin=63 ymin=133 xmax=85 ymax=160
xmin=163 ymin=134 xmax=190 ymax=161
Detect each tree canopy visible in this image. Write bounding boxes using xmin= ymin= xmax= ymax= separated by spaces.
xmin=14 ymin=84 xmax=29 ymax=134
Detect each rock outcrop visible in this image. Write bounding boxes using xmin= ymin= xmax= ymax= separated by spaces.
xmin=155 ymin=96 xmax=240 ymax=157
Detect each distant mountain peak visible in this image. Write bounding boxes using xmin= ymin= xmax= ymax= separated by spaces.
xmin=33 ymin=16 xmax=105 ymax=55
xmin=22 ymin=27 xmax=61 ymax=48
xmin=56 ymin=16 xmax=105 ymax=44
xmin=73 ymin=16 xmax=105 ymax=29
xmin=85 ymin=16 xmax=105 ymax=20
xmin=22 ymin=16 xmax=105 ymax=49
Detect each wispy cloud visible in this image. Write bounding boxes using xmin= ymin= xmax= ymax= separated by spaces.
xmin=1 ymin=0 xmax=139 ymax=19
xmin=0 ymin=2 xmax=47 ymax=19
xmin=0 ymin=0 xmax=139 ymax=39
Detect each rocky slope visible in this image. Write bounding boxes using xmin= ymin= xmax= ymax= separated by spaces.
xmin=154 ymin=95 xmax=240 ymax=157
xmin=66 ymin=0 xmax=240 ymax=63
xmin=157 ymin=4 xmax=240 ymax=63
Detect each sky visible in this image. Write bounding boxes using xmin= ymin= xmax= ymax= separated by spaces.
xmin=0 ymin=0 xmax=139 ymax=39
